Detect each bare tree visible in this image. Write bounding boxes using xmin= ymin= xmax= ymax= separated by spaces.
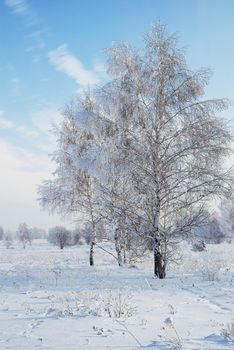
xmin=3 ymin=230 xmax=13 ymax=248
xmin=17 ymin=222 xmax=31 ymax=248
xmin=0 ymin=226 xmax=4 ymax=240
xmin=72 ymin=227 xmax=82 ymax=245
xmin=217 ymin=196 xmax=234 ymax=241
xmin=48 ymin=226 xmax=71 ymax=249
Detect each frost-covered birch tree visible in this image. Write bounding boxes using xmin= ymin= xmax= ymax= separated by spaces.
xmin=98 ymin=22 xmax=233 ymax=277
xmin=38 ymin=100 xmax=101 ymax=265
xmin=99 ymin=161 xmax=140 ymax=266
xmin=38 ymin=22 xmax=233 ymax=278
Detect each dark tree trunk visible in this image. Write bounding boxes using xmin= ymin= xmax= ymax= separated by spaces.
xmin=152 ymin=183 xmax=166 ymax=278
xmin=89 ymin=241 xmax=95 ymax=266
xmin=114 ymin=230 xmax=123 ymax=266
xmin=123 ymin=247 xmax=127 ymax=265
xmin=153 ymin=238 xmax=166 ymax=279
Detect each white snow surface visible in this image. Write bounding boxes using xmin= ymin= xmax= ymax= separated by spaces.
xmin=0 ymin=240 xmax=234 ymax=349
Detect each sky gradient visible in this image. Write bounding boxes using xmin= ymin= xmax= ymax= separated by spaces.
xmin=1 ymin=0 xmax=234 ymax=231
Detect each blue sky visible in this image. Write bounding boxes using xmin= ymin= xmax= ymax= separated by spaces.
xmin=1 ymin=0 xmax=234 ymax=230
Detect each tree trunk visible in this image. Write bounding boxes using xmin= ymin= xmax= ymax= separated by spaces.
xmin=154 ymin=248 xmax=166 ymax=278
xmin=85 ymin=172 xmax=96 ymax=266
xmin=123 ymin=247 xmax=127 ymax=264
xmin=153 ymin=182 xmax=166 ymax=278
xmin=153 ymin=238 xmax=166 ymax=278
xmin=89 ymin=224 xmax=96 ymax=266
xmin=89 ymin=225 xmax=96 ymax=266
xmin=114 ymin=230 xmax=123 ymax=266
xmin=89 ymin=241 xmax=95 ymax=266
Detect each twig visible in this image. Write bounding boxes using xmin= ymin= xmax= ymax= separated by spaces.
xmin=145 ymin=278 xmax=152 ymax=290
xmin=95 ymin=243 xmax=118 ymax=262
xmin=115 ymin=319 xmax=142 ymax=347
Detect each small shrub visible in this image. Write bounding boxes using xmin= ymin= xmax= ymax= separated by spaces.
xmin=48 ymin=226 xmax=71 ymax=249
xmin=201 ymin=266 xmax=220 ymax=281
xmin=199 ymin=257 xmax=225 ymax=281
xmin=192 ymin=240 xmax=206 ymax=252
xmin=52 ymin=290 xmax=136 ymax=319
xmin=3 ymin=230 xmax=13 ymax=248
xmin=221 ymin=320 xmax=234 ymax=342
xmin=100 ymin=290 xmax=136 ymax=318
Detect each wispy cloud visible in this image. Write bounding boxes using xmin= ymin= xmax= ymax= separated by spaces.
xmin=5 ymin=1 xmax=104 ymax=87
xmin=16 ymin=125 xmax=40 ymax=138
xmin=31 ymin=106 xmax=63 ymax=136
xmin=0 ymin=110 xmax=39 ymax=136
xmin=0 ymin=112 xmax=14 ymax=129
xmin=0 ymin=107 xmax=67 ymax=230
xmin=0 ymin=139 xmax=64 ymax=230
xmin=25 ymin=29 xmax=48 ymax=59
xmin=49 ymin=44 xmax=100 ymax=88
xmin=0 ymin=118 xmax=14 ymax=129
xmin=5 ymin=0 xmax=37 ymax=25
xmin=5 ymin=0 xmax=48 ymax=63
xmin=0 ymin=106 xmax=62 ymax=145
xmin=5 ymin=0 xmax=28 ymax=15
xmin=26 ymin=30 xmax=47 ymax=48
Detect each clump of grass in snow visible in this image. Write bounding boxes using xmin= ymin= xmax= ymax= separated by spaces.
xmin=159 ymin=316 xmax=184 ymax=349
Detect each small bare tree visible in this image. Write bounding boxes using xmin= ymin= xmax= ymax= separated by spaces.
xmin=72 ymin=227 xmax=82 ymax=245
xmin=48 ymin=226 xmax=71 ymax=249
xmin=17 ymin=222 xmax=31 ymax=248
xmin=3 ymin=230 xmax=13 ymax=248
xmin=0 ymin=225 xmax=4 ymax=240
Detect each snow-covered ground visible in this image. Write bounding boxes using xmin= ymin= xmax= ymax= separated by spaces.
xmin=0 ymin=240 xmax=234 ymax=349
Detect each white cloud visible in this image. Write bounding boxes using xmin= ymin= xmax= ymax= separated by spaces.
xmin=0 ymin=139 xmax=67 ymax=230
xmin=0 ymin=112 xmax=14 ymax=129
xmin=0 ymin=106 xmax=73 ymax=230
xmin=0 ymin=139 xmax=44 ymax=202
xmin=1 ymin=105 xmax=61 ymax=143
xmin=5 ymin=0 xmax=28 ymax=15
xmin=5 ymin=0 xmax=37 ymax=25
xmin=0 ymin=106 xmax=62 ymax=170
xmin=31 ymin=106 xmax=63 ymax=135
xmin=16 ymin=125 xmax=40 ymax=138
xmin=93 ymin=61 xmax=108 ymax=80
xmin=5 ymin=0 xmax=49 ymax=68
xmin=29 ymin=106 xmax=63 ymax=153
xmin=49 ymin=44 xmax=100 ymax=87
xmin=0 ymin=118 xmax=14 ymax=129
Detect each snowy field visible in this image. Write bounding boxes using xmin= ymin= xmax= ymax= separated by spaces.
xmin=0 ymin=240 xmax=234 ymax=350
